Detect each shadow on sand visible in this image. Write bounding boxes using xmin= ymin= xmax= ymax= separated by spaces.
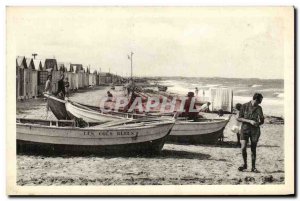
xmin=17 ymin=148 xmax=211 ymax=160
xmin=159 ymin=149 xmax=211 ymax=160
xmin=174 ymin=140 xmax=280 ymax=149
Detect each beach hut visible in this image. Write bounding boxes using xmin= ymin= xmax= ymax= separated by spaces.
xmin=98 ymin=72 xmax=108 ymax=85
xmin=16 ymin=56 xmax=27 ymax=100
xmin=31 ymin=59 xmax=43 ymax=98
xmin=35 ymin=59 xmax=47 ymax=96
xmin=89 ymin=72 xmax=95 ymax=86
xmin=106 ymin=73 xmax=112 ymax=84
xmin=64 ymin=63 xmax=74 ymax=90
xmin=44 ymin=59 xmax=60 ymax=93
xmin=82 ymin=67 xmax=87 ymax=87
xmin=58 ymin=62 xmax=66 ymax=72
xmin=24 ymin=58 xmax=35 ymax=99
xmin=93 ymin=70 xmax=99 ymax=86
xmin=44 ymin=59 xmax=58 ymax=71
xmin=71 ymin=64 xmax=83 ymax=89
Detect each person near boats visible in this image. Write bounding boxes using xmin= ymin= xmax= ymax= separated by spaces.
xmin=56 ymin=74 xmax=66 ymax=98
xmin=126 ymin=79 xmax=135 ymax=96
xmin=64 ymin=77 xmax=70 ymax=97
xmin=237 ymin=93 xmax=264 ymax=173
xmin=195 ymin=87 xmax=199 ymax=96
xmin=44 ymin=75 xmax=53 ymax=95
xmin=107 ymin=91 xmax=113 ymax=102
xmin=231 ymin=103 xmax=242 ymax=147
xmin=180 ymin=92 xmax=199 ymax=121
xmin=199 ymin=102 xmax=211 ymax=112
xmin=44 ymin=75 xmax=53 ymax=116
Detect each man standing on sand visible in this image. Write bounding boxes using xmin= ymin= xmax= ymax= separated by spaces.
xmin=237 ymin=93 xmax=264 ymax=173
xmin=56 ymin=74 xmax=66 ymax=98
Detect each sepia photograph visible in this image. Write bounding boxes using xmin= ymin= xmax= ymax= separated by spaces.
xmin=6 ymin=6 xmax=294 ymax=195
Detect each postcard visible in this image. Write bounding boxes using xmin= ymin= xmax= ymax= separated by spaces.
xmin=7 ymin=6 xmax=294 ymax=195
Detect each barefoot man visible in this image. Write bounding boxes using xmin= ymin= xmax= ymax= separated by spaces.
xmin=237 ymin=93 xmax=264 ymax=173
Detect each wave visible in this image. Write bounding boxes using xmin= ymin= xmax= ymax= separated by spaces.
xmin=251 ymin=84 xmax=263 ymax=88
xmin=274 ymin=92 xmax=284 ymax=98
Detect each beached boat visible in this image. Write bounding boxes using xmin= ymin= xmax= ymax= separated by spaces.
xmin=167 ymin=117 xmax=230 ymax=144
xmin=44 ymin=94 xmax=230 ymax=144
xmin=65 ymin=100 xmax=230 ymax=144
xmin=16 ymin=118 xmax=175 ymax=155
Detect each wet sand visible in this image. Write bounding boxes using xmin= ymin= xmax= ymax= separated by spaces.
xmin=16 ymin=87 xmax=285 ymax=185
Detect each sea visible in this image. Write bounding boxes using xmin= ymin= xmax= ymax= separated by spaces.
xmin=154 ymin=77 xmax=284 ymax=117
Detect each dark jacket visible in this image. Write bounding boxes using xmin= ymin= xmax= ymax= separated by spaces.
xmin=56 ymin=79 xmax=66 ymax=96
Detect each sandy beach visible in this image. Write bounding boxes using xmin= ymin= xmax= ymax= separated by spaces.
xmin=16 ymin=87 xmax=285 ymax=185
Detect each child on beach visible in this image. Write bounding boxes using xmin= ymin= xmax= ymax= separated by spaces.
xmin=231 ymin=103 xmax=242 ymax=147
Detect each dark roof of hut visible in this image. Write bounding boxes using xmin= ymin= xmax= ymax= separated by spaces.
xmin=25 ymin=58 xmax=35 ymax=70
xmin=44 ymin=59 xmax=58 ymax=71
xmin=33 ymin=59 xmax=42 ymax=70
xmin=93 ymin=70 xmax=98 ymax=74
xmin=16 ymin=56 xmax=27 ymax=68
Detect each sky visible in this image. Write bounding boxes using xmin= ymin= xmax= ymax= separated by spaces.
xmin=7 ymin=7 xmax=291 ymax=79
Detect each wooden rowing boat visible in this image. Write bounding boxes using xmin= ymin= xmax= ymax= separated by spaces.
xmin=167 ymin=117 xmax=230 ymax=144
xmin=44 ymin=94 xmax=230 ymax=144
xmin=16 ymin=118 xmax=175 ymax=155
xmin=65 ymin=100 xmax=230 ymax=144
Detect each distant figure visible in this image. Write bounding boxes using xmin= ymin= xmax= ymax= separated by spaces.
xmin=56 ymin=74 xmax=65 ymax=98
xmin=44 ymin=75 xmax=52 ymax=94
xmin=126 ymin=79 xmax=134 ymax=96
xmin=199 ymin=102 xmax=211 ymax=112
xmin=106 ymin=91 xmax=113 ymax=102
xmin=64 ymin=77 xmax=70 ymax=97
xmin=195 ymin=87 xmax=199 ymax=96
xmin=237 ymin=93 xmax=264 ymax=173
xmin=180 ymin=92 xmax=198 ymax=121
xmin=107 ymin=91 xmax=113 ymax=97
xmin=231 ymin=103 xmax=242 ymax=147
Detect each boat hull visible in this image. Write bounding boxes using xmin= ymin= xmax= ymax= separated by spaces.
xmin=16 ymin=120 xmax=174 ymax=155
xmin=17 ymin=137 xmax=166 ymax=155
xmin=167 ymin=118 xmax=229 ymax=144
xmin=44 ymin=94 xmax=70 ymax=120
xmin=65 ymin=101 xmax=122 ymax=123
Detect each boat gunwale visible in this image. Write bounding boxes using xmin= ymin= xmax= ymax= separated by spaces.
xmin=44 ymin=93 xmax=67 ymax=104
xmin=17 ymin=129 xmax=170 ymax=141
xmin=175 ymin=118 xmax=229 ymax=125
xmin=16 ymin=121 xmax=175 ymax=131
xmin=66 ymin=101 xmax=125 ymax=119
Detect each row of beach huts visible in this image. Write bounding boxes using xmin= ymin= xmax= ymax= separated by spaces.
xmin=16 ymin=56 xmax=123 ymax=100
